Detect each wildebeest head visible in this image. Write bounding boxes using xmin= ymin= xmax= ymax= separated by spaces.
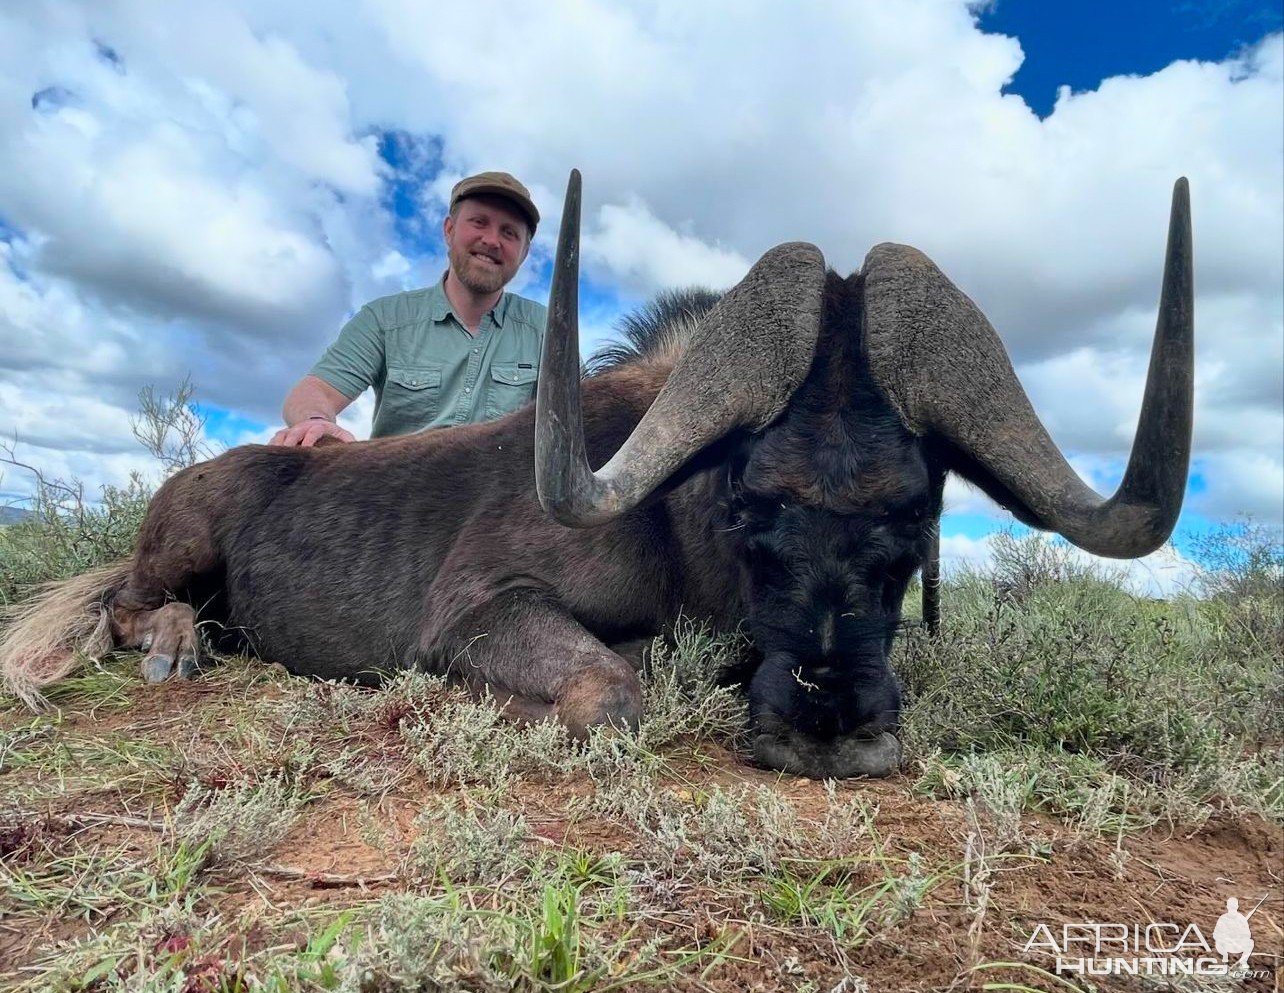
xmin=537 ymin=171 xmax=1193 ymax=779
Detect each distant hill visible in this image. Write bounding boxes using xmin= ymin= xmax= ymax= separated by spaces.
xmin=0 ymin=506 xmax=32 ymax=526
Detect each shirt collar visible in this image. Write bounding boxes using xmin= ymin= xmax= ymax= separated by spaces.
xmin=432 ymin=271 xmax=509 ymax=329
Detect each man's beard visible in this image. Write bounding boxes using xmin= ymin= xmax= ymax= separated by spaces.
xmin=450 ymin=243 xmax=511 ymax=295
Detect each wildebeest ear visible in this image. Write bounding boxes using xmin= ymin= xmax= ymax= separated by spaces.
xmin=860 ymin=179 xmax=1193 ymax=559
xmin=538 ymin=169 xmax=827 ymax=527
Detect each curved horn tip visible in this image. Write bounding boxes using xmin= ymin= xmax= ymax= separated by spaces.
xmin=562 ymin=169 xmax=582 ymax=211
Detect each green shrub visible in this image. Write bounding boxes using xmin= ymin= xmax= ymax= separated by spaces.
xmin=0 ymin=379 xmax=213 ymax=608
xmin=899 ymin=530 xmax=1282 ymax=825
xmin=0 ymin=473 xmax=151 ymax=606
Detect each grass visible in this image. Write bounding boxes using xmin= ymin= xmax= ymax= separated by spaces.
xmin=0 ymin=404 xmax=1280 ymax=989
xmin=760 ymin=852 xmax=942 ymax=948
xmin=897 ymin=531 xmax=1283 ymax=828
xmin=344 ymin=873 xmax=728 ymax=993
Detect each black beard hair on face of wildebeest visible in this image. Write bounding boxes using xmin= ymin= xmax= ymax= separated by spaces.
xmin=0 ymin=170 xmax=1193 ymax=783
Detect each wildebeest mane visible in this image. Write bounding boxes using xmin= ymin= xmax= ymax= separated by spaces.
xmin=586 ymin=287 xmax=722 ymax=375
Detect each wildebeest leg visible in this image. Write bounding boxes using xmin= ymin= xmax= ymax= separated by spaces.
xmin=429 ymin=589 xmax=643 ymax=738
xmin=108 ymin=484 xmax=221 ymax=683
xmin=111 ymin=601 xmax=203 ymax=682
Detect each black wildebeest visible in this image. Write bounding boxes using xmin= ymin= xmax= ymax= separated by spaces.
xmin=0 ymin=172 xmax=1193 ymax=779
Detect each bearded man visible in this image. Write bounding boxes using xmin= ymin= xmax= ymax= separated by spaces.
xmin=272 ymin=171 xmax=546 ymax=446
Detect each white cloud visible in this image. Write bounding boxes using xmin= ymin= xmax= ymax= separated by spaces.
xmin=583 ymin=198 xmax=750 ymax=295
xmin=371 ymin=250 xmax=411 ymax=282
xmin=0 ymin=1 xmax=400 ymax=350
xmin=0 ymin=379 xmax=139 ymax=460
xmin=943 ymin=475 xmax=1013 ymax=521
xmin=0 ymin=444 xmax=161 ymax=508
xmin=939 ymin=533 xmax=995 ymax=572
xmin=1192 ymin=451 xmax=1284 ymax=522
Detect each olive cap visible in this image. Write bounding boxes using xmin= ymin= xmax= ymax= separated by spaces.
xmin=449 ymin=171 xmax=539 ymax=234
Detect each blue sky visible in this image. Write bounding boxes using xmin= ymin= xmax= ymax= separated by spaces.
xmin=958 ymin=1 xmax=1279 ymax=569
xmin=0 ymin=1 xmax=1279 ymax=593
xmin=981 ymin=0 xmax=1282 ymax=117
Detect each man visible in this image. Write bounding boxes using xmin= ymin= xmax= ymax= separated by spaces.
xmin=271 ymin=171 xmax=546 ymax=447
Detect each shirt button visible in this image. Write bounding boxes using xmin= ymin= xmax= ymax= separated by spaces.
xmin=464 ymin=387 xmax=471 ymax=394
xmin=473 ymin=348 xmax=479 ymax=354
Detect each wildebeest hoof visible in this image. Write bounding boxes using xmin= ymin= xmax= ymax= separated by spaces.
xmin=142 ymin=654 xmax=175 ymax=683
xmin=177 ymin=653 xmax=201 ymax=679
xmin=753 ymin=730 xmax=902 ymax=779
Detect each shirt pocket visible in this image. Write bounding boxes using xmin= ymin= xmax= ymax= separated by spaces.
xmin=381 ymin=365 xmax=443 ymax=433
xmin=484 ymin=362 xmax=538 ymax=419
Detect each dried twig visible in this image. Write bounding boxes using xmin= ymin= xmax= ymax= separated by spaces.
xmin=12 ymin=810 xmax=170 ymax=833
xmin=254 ymin=863 xmax=399 ymax=889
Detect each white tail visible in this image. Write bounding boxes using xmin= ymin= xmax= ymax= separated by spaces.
xmin=0 ymin=560 xmax=132 ymax=709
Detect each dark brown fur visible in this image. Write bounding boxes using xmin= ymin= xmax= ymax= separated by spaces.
xmin=95 ymin=356 xmax=720 ymax=732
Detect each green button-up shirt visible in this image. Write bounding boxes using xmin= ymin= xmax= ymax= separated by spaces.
xmin=310 ymin=277 xmax=547 ymax=437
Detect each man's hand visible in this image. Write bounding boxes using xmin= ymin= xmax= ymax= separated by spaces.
xmin=276 ymin=376 xmax=357 ymax=447
xmin=269 ymin=417 xmax=356 ymax=447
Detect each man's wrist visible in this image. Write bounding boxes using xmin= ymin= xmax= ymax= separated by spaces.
xmin=305 ymin=414 xmax=335 ymax=423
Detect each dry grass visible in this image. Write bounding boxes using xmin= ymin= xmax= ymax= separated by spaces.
xmin=0 ymin=561 xmax=129 ymax=709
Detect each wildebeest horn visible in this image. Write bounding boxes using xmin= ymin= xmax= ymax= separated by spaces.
xmin=537 ymin=170 xmax=827 ymax=526
xmin=862 ymin=178 xmax=1193 ymax=558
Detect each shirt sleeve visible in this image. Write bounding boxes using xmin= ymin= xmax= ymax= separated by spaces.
xmin=308 ymin=305 xmax=385 ymax=399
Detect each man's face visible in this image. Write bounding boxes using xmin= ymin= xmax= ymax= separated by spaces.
xmin=444 ymin=195 xmax=530 ymax=295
